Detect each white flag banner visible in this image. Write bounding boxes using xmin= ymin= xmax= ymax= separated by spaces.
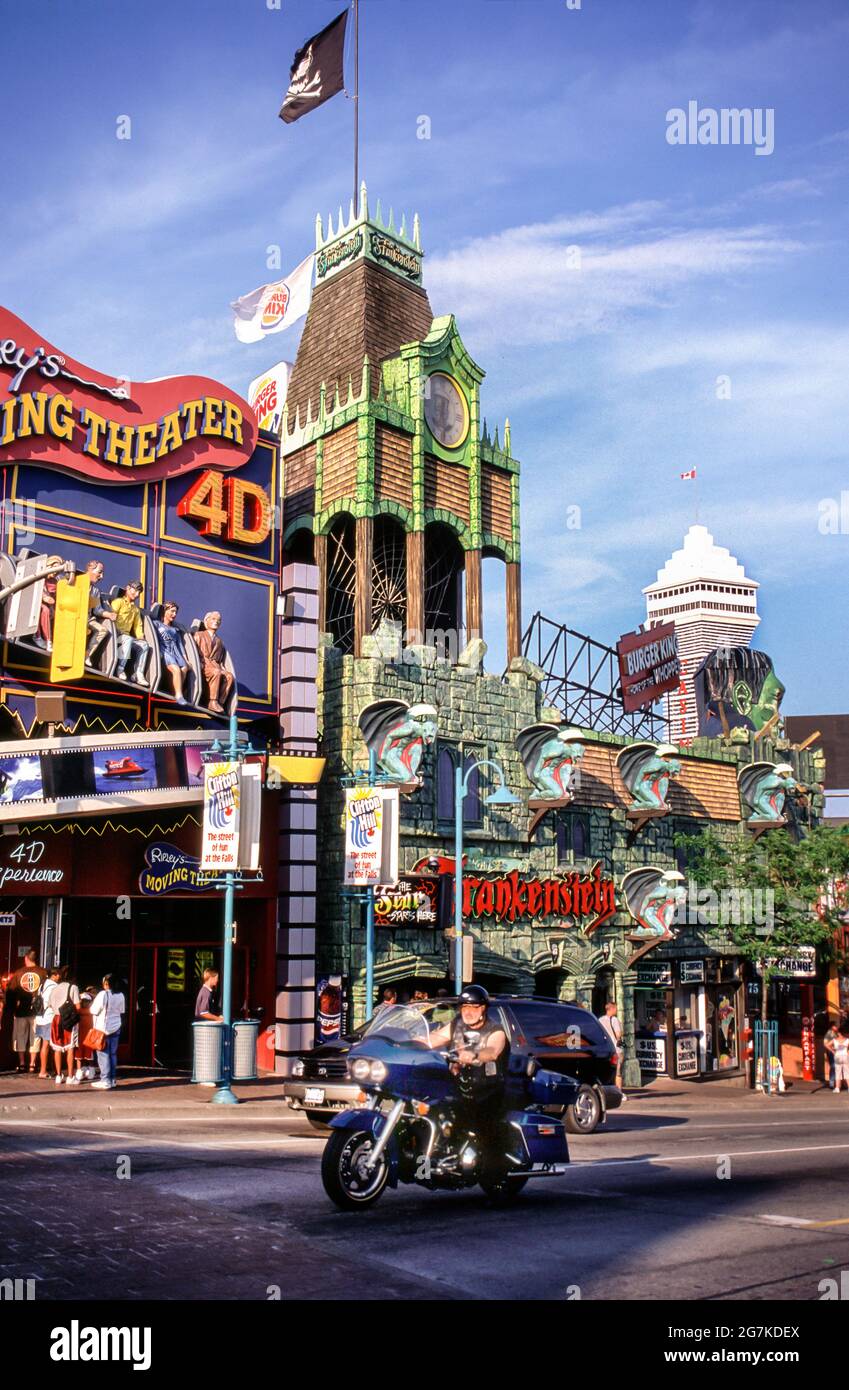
xmin=201 ymin=761 xmax=241 ymax=872
xmin=343 ymin=786 xmax=399 ymax=887
xmin=248 ymin=360 xmax=294 ymax=434
xmin=231 ymin=255 xmax=314 ymax=343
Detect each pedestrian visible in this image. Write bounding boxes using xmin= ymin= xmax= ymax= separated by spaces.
xmin=7 ymin=951 xmax=47 ymax=1073
xmin=194 ymin=968 xmax=223 ymax=1021
xmin=75 ymin=986 xmax=99 ymax=1081
xmin=48 ymin=968 xmax=81 ymax=1085
xmin=598 ymin=1000 xmax=625 ymax=1091
xmin=832 ymin=1025 xmax=849 ymax=1096
xmin=34 ymin=966 xmax=62 ymax=1078
xmin=89 ymin=974 xmax=125 ymax=1090
xmin=824 ymin=1017 xmax=840 ymax=1090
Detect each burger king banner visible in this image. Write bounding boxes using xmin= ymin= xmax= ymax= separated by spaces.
xmin=231 ymin=254 xmax=314 ymax=344
xmin=0 ymin=305 xmax=257 ymax=485
xmin=248 ymin=361 xmax=293 ymax=434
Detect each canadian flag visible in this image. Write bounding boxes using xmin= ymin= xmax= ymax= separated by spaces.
xmin=680 ymin=468 xmax=697 ymax=480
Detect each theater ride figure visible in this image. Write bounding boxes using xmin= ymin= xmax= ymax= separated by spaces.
xmin=154 ymin=601 xmax=190 ymax=705
xmin=111 ymin=580 xmax=151 ymax=685
xmin=193 ymin=611 xmax=234 ymax=714
xmin=85 ymin=559 xmax=116 ymax=664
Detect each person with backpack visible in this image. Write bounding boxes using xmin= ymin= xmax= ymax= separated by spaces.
xmin=34 ymin=967 xmax=62 ymax=1078
xmin=90 ymin=974 xmax=125 ymax=1090
xmin=48 ymin=967 xmax=81 ymax=1085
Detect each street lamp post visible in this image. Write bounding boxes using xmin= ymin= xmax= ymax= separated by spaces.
xmin=453 ymin=753 xmax=520 ymax=994
xmin=204 ymin=709 xmax=258 ymax=1106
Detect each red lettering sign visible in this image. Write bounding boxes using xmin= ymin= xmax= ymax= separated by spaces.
xmin=617 ymin=622 xmax=681 ymax=713
xmin=460 ymin=864 xmax=616 ymax=933
xmin=0 ymin=306 xmax=257 ymax=485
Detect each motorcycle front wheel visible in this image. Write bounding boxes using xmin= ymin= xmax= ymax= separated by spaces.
xmin=321 ymin=1129 xmax=391 ymax=1210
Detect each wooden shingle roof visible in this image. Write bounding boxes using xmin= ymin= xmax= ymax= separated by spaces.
xmin=286 ymin=259 xmax=434 ymax=426
xmin=573 ymin=744 xmax=741 ymax=821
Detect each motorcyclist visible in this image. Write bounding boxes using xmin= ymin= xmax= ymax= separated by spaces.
xmin=428 ymin=985 xmax=508 ymax=1149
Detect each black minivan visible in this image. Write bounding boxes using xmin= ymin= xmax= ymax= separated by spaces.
xmin=284 ymin=995 xmax=622 ymax=1134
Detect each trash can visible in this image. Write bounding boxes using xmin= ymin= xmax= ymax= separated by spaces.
xmin=232 ymin=1019 xmax=260 ymax=1081
xmin=192 ymin=1021 xmax=225 ymax=1086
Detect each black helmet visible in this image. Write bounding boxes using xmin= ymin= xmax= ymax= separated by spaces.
xmin=459 ymin=984 xmax=490 ymax=1006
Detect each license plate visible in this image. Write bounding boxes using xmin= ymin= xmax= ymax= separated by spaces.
xmin=303 ymin=1087 xmax=325 ymax=1105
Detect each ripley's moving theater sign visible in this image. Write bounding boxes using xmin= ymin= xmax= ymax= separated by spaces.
xmin=0 ymin=306 xmax=280 ymax=732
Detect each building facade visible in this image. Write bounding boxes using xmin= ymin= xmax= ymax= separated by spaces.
xmin=0 ymin=305 xmax=321 ymax=1071
xmin=644 ymin=525 xmax=760 ymax=744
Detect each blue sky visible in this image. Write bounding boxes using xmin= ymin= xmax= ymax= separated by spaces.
xmin=3 ymin=0 xmax=848 ymax=713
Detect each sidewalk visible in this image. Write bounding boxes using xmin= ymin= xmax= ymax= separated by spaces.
xmin=0 ymin=1067 xmax=299 ymax=1125
xmin=0 ymin=1065 xmax=838 ymax=1125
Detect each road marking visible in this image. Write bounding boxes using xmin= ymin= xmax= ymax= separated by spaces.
xmin=571 ymin=1140 xmax=849 ymax=1168
xmin=759 ymin=1214 xmax=816 ymax=1228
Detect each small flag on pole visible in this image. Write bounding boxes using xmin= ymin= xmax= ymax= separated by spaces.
xmin=279 ymin=9 xmax=348 ymax=125
xmin=231 ymin=256 xmax=314 ymax=344
xmin=680 ymin=468 xmax=697 ymax=480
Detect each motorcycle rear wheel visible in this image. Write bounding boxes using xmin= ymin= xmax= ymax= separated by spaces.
xmin=478 ymin=1171 xmax=529 ymax=1204
xmin=322 ymin=1129 xmax=390 ymax=1210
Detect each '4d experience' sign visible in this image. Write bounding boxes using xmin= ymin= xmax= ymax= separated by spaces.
xmin=0 ymin=306 xmax=257 ymax=485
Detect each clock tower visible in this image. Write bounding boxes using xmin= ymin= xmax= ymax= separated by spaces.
xmin=282 ymin=185 xmax=521 ymax=661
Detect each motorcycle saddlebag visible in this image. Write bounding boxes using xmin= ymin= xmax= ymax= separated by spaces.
xmin=526 ymin=1066 xmax=580 ymax=1110
xmin=508 ymin=1110 xmax=570 ymax=1165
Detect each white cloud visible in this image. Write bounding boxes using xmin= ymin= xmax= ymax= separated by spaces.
xmin=428 ymin=206 xmax=805 ymax=349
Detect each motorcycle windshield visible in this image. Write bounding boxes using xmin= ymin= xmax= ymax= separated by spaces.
xmin=363 ymin=1002 xmax=453 ymax=1047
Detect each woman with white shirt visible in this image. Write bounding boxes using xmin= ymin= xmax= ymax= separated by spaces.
xmin=90 ymin=973 xmax=126 ymax=1090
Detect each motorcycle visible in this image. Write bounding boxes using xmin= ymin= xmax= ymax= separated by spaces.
xmin=320 ymin=1003 xmax=577 ymax=1210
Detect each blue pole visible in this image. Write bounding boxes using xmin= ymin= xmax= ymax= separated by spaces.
xmin=364 ymin=749 xmax=377 ymax=1020
xmin=454 ymin=758 xmax=464 ymax=993
xmin=213 ymin=708 xmax=240 ymax=1106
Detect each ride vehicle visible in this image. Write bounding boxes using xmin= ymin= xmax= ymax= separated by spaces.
xmin=286 ymin=994 xmax=621 ymax=1134
xmin=320 ymin=999 xmax=580 ymax=1209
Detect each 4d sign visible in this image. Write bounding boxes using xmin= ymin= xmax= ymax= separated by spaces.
xmin=177 ymin=470 xmax=272 ymax=546
xmin=0 ymin=306 xmax=256 ymax=485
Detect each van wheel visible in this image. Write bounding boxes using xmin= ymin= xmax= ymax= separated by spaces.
xmin=564 ymin=1084 xmax=602 ymax=1134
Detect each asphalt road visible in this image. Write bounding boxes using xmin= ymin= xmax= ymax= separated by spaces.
xmin=2 ymin=1085 xmax=849 ymax=1301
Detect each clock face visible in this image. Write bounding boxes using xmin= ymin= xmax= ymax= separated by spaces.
xmin=424 ymin=373 xmax=468 ymax=449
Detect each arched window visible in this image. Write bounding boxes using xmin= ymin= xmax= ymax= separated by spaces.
xmin=437 ymin=743 xmax=482 ymax=826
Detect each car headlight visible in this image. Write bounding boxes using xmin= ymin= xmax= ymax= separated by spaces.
xmin=350 ymin=1058 xmax=373 ymax=1082
xmin=292 ymin=1060 xmax=305 ymax=1078
xmin=369 ymin=1060 xmax=387 ymax=1083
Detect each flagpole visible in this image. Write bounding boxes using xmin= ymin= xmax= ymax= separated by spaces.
xmin=353 ymin=0 xmax=359 ymax=206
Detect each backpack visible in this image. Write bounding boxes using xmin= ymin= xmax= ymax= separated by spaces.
xmin=56 ymin=985 xmax=79 ymax=1032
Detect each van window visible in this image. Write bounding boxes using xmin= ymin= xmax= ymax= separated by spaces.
xmin=511 ymin=1002 xmax=607 ymax=1051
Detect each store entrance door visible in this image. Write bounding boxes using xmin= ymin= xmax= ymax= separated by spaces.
xmin=133 ymin=944 xmax=247 ymax=1069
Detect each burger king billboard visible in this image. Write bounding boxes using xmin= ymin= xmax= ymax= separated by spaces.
xmin=248 ymin=361 xmax=293 ymax=436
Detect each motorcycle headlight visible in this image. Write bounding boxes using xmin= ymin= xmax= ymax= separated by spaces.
xmin=369 ymin=1060 xmax=388 ymax=1083
xmin=350 ymin=1058 xmax=373 ymax=1082
xmin=291 ymin=1060 xmax=305 ymax=1078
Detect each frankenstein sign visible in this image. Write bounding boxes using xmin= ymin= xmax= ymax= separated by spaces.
xmin=369 ymin=232 xmax=422 ymax=282
xmin=316 ymin=232 xmax=364 ymax=280
xmin=462 ymin=864 xmax=616 ymax=932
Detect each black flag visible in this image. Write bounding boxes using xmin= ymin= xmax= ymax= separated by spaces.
xmin=279 ymin=9 xmax=348 ymax=125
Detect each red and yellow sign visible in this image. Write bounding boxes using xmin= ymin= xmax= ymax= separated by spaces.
xmin=0 ymin=306 xmax=257 ymax=485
